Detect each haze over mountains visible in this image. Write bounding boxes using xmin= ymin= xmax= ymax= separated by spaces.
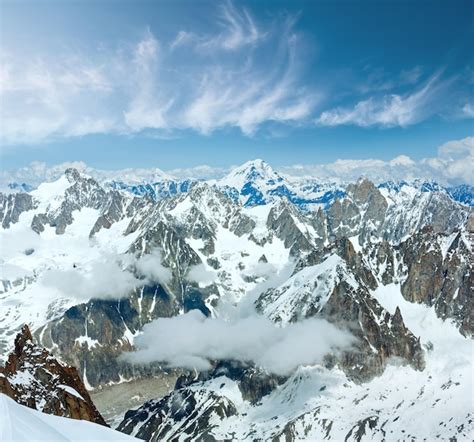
xmin=0 ymin=157 xmax=472 ymax=440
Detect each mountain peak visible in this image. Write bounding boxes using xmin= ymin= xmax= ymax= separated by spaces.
xmin=65 ymin=167 xmax=82 ymax=183
xmin=219 ymin=159 xmax=282 ymax=190
xmin=232 ymin=159 xmax=273 ymax=176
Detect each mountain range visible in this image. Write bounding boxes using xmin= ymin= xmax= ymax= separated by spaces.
xmin=0 ymin=159 xmax=472 ymax=441
xmin=3 ymin=159 xmax=473 ymax=208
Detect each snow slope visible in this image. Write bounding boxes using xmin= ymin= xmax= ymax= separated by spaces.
xmin=0 ymin=393 xmax=138 ymax=441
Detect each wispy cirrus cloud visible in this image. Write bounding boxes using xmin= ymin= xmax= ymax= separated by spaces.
xmin=356 ymin=66 xmax=423 ymax=94
xmin=184 ymin=32 xmax=318 ymax=136
xmin=170 ymin=1 xmax=264 ymax=52
xmin=315 ymin=73 xmax=453 ymax=128
xmin=0 ymin=2 xmax=315 ymax=146
xmin=462 ymin=103 xmax=474 ymax=118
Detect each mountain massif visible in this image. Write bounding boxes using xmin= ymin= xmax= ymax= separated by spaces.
xmin=0 ymin=160 xmax=472 ymax=441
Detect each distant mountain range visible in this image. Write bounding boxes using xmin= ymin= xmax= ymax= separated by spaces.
xmin=5 ymin=159 xmax=474 ymax=208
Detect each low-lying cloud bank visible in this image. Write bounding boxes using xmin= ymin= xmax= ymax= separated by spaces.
xmin=279 ymin=136 xmax=474 ymax=186
xmin=121 ymin=309 xmax=354 ymax=375
xmin=1 ymin=137 xmax=472 ymax=187
xmin=42 ymin=249 xmax=171 ymax=301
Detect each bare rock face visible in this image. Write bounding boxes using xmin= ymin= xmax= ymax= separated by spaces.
xmin=267 ymin=198 xmax=323 ymax=255
xmin=328 ymin=179 xmax=387 ymax=243
xmin=0 ymin=192 xmax=35 ymax=228
xmin=363 ymin=239 xmax=396 ymax=285
xmin=399 ymin=227 xmax=474 ymax=337
xmin=0 ymin=325 xmax=107 ymax=426
xmin=467 ymin=211 xmax=474 ymax=232
xmin=35 ymin=285 xmax=178 ymax=388
xmin=399 ymin=228 xmax=444 ymax=306
xmin=436 ymin=231 xmax=474 ymax=337
xmin=89 ymin=191 xmax=145 ymax=237
xmin=177 ymin=360 xmax=286 ymax=406
xmin=326 ymin=178 xmax=471 ymax=245
xmin=257 ymin=243 xmax=425 ymax=382
xmin=322 ymin=280 xmax=425 ymax=382
xmin=116 ymin=362 xmax=282 ymax=440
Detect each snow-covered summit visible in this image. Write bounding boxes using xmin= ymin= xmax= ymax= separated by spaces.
xmin=217 ymin=159 xmax=294 ymax=206
xmin=218 ymin=159 xmax=284 ymax=189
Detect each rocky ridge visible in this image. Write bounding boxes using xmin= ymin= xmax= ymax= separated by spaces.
xmin=0 ymin=325 xmax=107 ymax=425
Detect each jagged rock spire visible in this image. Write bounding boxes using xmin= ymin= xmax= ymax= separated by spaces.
xmin=0 ymin=324 xmax=107 ymax=426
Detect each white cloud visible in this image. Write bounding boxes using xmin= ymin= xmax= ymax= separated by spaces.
xmin=389 ymin=155 xmax=415 ymax=167
xmin=169 ymin=30 xmax=193 ymax=51
xmin=2 ymin=138 xmax=472 ymax=188
xmin=0 ymin=161 xmax=175 ymax=190
xmin=462 ymin=103 xmax=474 ymax=118
xmin=182 ymin=28 xmax=317 ymax=136
xmin=42 ymin=258 xmax=141 ymax=301
xmin=42 ymin=249 xmax=172 ymax=301
xmin=316 ymin=74 xmax=450 ymax=128
xmin=187 ymin=264 xmax=218 ymax=287
xmin=122 ymin=32 xmax=174 ymax=132
xmin=168 ymin=165 xmax=227 ymax=180
xmin=0 ymin=226 xmax=41 ymax=262
xmin=280 ymin=136 xmax=474 ymax=185
xmin=0 ymin=51 xmax=118 ymax=145
xmin=356 ymin=66 xmax=423 ymax=94
xmin=122 ymin=309 xmax=354 ymax=375
xmin=170 ymin=1 xmax=263 ymax=52
xmin=437 ymin=137 xmax=473 ymax=159
xmin=135 ymin=249 xmax=172 ymax=286
xmin=213 ymin=1 xmax=261 ymax=50
xmin=421 ymin=137 xmax=474 ymax=185
xmin=0 ymin=3 xmax=315 ymax=146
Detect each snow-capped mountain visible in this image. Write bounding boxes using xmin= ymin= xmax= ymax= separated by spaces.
xmin=5 ymin=160 xmax=472 ymax=209
xmin=217 ymin=159 xmax=286 ymax=206
xmin=118 ymin=307 xmax=472 ymax=441
xmin=0 ymin=163 xmax=472 ymax=440
xmin=218 ymin=159 xmax=283 ymax=190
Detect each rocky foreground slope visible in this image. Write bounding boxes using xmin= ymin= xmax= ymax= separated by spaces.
xmin=0 ymin=325 xmax=106 ymax=425
xmin=0 ymin=160 xmax=472 ymax=440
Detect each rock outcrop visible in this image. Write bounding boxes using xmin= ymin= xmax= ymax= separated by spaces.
xmin=0 ymin=192 xmax=35 ymax=228
xmin=399 ymin=227 xmax=474 ymax=337
xmin=35 ymin=286 xmax=178 ymax=388
xmin=0 ymin=325 xmax=106 ymax=425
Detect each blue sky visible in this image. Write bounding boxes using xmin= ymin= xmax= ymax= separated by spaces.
xmin=1 ymin=0 xmax=473 ymax=171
